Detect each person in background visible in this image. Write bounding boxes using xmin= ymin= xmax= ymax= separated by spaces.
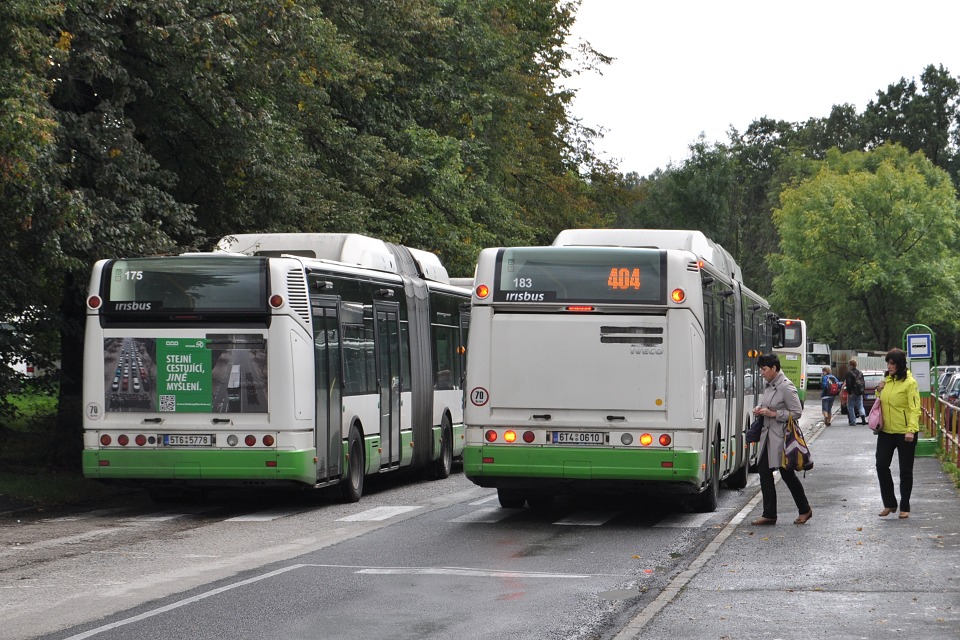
xmin=874 ymin=348 xmax=921 ymax=519
xmin=845 ymin=358 xmax=866 ymax=425
xmin=820 ymin=366 xmax=838 ymax=426
xmin=751 ymin=353 xmax=813 ymax=526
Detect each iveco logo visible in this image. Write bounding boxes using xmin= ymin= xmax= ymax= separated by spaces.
xmin=630 ymin=345 xmax=664 ymax=355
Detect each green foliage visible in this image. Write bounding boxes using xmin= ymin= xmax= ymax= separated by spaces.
xmin=770 ymin=144 xmax=960 ymax=349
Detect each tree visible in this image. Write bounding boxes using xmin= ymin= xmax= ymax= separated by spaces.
xmin=769 ymin=144 xmax=960 ymax=350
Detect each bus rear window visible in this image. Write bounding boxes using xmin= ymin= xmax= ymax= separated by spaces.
xmin=493 ymin=247 xmax=666 ymax=304
xmin=103 ymin=257 xmax=268 ymax=314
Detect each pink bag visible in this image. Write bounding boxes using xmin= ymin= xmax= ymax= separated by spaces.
xmin=867 ymin=397 xmax=883 ymax=434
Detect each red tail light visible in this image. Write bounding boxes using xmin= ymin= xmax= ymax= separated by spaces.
xmin=659 ymin=434 xmax=672 ymax=446
xmin=263 ymin=434 xmax=275 ymax=446
xmin=245 ymin=435 xmax=256 ymax=446
xmin=100 ymin=434 xmax=112 ymax=446
xmin=484 ymin=430 xmax=497 ymax=442
xmin=117 ymin=434 xmax=129 ymax=446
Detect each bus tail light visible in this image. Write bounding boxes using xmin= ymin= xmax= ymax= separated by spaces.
xmin=671 ymin=288 xmax=685 ymax=303
xmin=269 ymin=294 xmax=284 ymax=308
xmin=659 ymin=434 xmax=672 ymax=446
xmin=522 ymin=431 xmax=535 ymax=443
xmin=100 ymin=434 xmax=112 ymax=446
xmin=136 ymin=434 xmax=147 ymax=446
xmin=117 ymin=434 xmax=129 ymax=446
xmin=484 ymin=430 xmax=497 ymax=442
xmin=503 ymin=430 xmax=517 ymax=443
xmin=263 ymin=434 xmax=275 ymax=446
xmin=639 ymin=433 xmax=653 ymax=446
xmin=245 ymin=435 xmax=257 ymax=446
xmin=475 ymin=284 xmax=490 ymax=299
xmin=565 ymin=305 xmax=595 ymax=312
xmin=87 ymin=295 xmax=102 ymax=309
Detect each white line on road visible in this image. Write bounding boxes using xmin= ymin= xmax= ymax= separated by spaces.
xmin=336 ymin=506 xmax=421 ymax=521
xmin=448 ymin=507 xmax=521 ymax=523
xmin=224 ymin=507 xmax=310 ymax=522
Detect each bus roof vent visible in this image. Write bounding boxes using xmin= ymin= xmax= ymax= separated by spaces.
xmin=285 ymin=268 xmax=311 ymax=324
xmin=216 ymin=234 xmax=399 ymax=275
xmin=553 ymin=229 xmax=741 ymax=279
xmin=406 ymin=247 xmax=450 ymax=284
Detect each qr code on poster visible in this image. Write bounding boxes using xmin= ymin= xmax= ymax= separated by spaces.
xmin=159 ymin=395 xmax=176 ymax=412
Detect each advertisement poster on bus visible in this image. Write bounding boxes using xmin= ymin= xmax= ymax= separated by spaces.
xmin=102 ymin=337 xmax=267 ymax=413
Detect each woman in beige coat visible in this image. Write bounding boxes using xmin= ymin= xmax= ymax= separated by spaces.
xmin=751 ymin=353 xmax=813 ymax=525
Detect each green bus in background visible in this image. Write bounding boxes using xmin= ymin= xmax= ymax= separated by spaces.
xmin=773 ymin=318 xmax=808 ymax=404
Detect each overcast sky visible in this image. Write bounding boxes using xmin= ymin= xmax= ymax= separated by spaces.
xmin=564 ymin=1 xmax=960 ymax=177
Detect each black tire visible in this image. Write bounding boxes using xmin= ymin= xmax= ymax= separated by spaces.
xmin=340 ymin=425 xmax=364 ymax=503
xmin=497 ymin=488 xmax=526 ymax=509
xmin=726 ymin=427 xmax=750 ymax=489
xmin=726 ymin=457 xmax=749 ymax=489
xmin=692 ymin=432 xmax=720 ymax=512
xmin=428 ymin=416 xmax=453 ymax=480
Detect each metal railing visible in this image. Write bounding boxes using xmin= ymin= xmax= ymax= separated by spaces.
xmin=922 ymin=396 xmax=960 ymax=466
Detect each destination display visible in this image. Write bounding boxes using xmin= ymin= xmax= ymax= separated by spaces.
xmin=493 ymin=247 xmax=667 ymax=304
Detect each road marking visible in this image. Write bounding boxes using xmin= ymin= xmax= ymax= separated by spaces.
xmin=61 ymin=562 xmax=595 ymax=639
xmin=554 ymin=511 xmax=619 ymax=526
xmin=336 ymin=506 xmax=421 ymax=521
xmin=42 ymin=508 xmax=127 ymax=522
xmin=225 ymin=507 xmax=310 ymax=522
xmin=448 ymin=507 xmax=521 ymax=523
xmin=355 ymin=566 xmax=591 ymax=579
xmin=1 ymin=528 xmax=123 ymax=555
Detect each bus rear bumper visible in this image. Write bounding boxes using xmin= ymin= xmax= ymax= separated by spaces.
xmin=82 ymin=448 xmax=318 ymax=486
xmin=462 ymin=445 xmax=703 ymax=491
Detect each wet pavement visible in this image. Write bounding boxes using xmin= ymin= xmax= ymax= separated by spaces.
xmin=616 ymin=408 xmax=960 ymax=640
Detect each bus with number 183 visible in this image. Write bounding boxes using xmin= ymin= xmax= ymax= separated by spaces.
xmin=462 ymin=229 xmax=778 ymax=512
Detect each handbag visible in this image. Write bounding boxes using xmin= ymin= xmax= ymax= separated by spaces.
xmin=867 ymin=397 xmax=883 ymax=434
xmin=781 ymin=415 xmax=813 ymax=472
xmin=746 ymin=415 xmax=763 ymax=443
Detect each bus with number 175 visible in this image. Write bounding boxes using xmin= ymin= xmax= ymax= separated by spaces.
xmin=462 ymin=229 xmax=778 ymax=512
xmin=82 ymin=233 xmax=470 ymax=502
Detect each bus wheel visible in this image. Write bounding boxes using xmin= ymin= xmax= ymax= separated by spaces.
xmin=428 ymin=417 xmax=453 ymax=480
xmin=497 ymin=488 xmax=526 ymax=509
xmin=340 ymin=426 xmax=364 ymax=503
xmin=692 ymin=433 xmax=720 ymax=512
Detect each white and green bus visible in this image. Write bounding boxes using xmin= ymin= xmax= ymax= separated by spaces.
xmin=462 ymin=229 xmax=776 ymax=512
xmin=82 ymin=233 xmax=470 ymax=502
xmin=773 ymin=318 xmax=808 ymax=404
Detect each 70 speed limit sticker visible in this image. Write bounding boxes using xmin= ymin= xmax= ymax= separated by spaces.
xmin=470 ymin=387 xmax=489 ymax=406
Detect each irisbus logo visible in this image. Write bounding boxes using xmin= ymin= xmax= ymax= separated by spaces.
xmin=113 ymin=302 xmax=152 ymax=311
xmin=630 ymin=345 xmax=664 ymax=355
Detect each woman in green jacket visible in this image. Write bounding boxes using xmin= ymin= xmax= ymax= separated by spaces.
xmin=874 ymin=348 xmax=921 ymax=519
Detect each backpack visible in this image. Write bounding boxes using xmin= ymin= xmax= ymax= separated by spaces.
xmin=851 ymin=369 xmax=865 ymax=395
xmin=824 ymin=374 xmax=840 ymax=396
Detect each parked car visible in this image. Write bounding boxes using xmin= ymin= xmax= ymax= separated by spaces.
xmin=939 ymin=367 xmax=960 ymax=396
xmin=840 ymin=370 xmax=885 ymax=416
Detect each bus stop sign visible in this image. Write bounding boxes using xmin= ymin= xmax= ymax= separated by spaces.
xmin=907 ymin=333 xmax=931 ymax=359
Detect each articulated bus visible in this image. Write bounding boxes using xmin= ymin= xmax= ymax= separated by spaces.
xmin=773 ymin=318 xmax=807 ymax=404
xmin=82 ymin=233 xmax=470 ymax=502
xmin=462 ymin=229 xmax=777 ymax=512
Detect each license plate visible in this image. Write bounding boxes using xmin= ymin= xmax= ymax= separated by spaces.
xmin=163 ymin=434 xmax=213 ymax=446
xmin=552 ymin=431 xmax=603 ymax=444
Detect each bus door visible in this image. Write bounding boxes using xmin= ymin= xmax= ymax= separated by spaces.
xmin=375 ymin=303 xmax=402 ymax=467
xmin=313 ymin=303 xmax=342 ymax=482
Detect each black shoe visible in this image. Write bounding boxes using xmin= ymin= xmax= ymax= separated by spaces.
xmin=860 ymin=418 xmax=867 ymax=425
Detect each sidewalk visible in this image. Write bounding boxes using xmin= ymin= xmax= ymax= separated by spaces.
xmin=619 ymin=408 xmax=960 ymax=639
